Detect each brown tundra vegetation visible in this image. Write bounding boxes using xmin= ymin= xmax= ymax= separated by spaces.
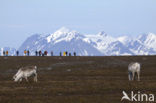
xmin=0 ymin=56 xmax=156 ymax=103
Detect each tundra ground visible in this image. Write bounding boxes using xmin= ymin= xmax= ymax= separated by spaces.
xmin=0 ymin=56 xmax=156 ymax=103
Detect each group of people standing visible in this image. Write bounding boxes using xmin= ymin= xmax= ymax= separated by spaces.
xmin=2 ymin=51 xmax=9 ymax=56
xmin=35 ymin=50 xmax=49 ymax=56
xmin=62 ymin=51 xmax=76 ymax=56
xmin=1 ymin=50 xmax=76 ymax=56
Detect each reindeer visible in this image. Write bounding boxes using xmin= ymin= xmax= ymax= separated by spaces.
xmin=13 ymin=66 xmax=37 ymax=82
xmin=128 ymin=62 xmax=141 ymax=81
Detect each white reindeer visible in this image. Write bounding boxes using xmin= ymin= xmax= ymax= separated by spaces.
xmin=128 ymin=62 xmax=141 ymax=81
xmin=13 ymin=66 xmax=38 ymax=82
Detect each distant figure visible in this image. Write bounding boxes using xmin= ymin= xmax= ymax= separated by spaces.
xmin=39 ymin=51 xmax=42 ymax=56
xmin=63 ymin=52 xmax=66 ymax=56
xmin=128 ymin=62 xmax=141 ymax=81
xmin=24 ymin=50 xmax=27 ymax=56
xmin=16 ymin=51 xmax=19 ymax=56
xmin=27 ymin=50 xmax=30 ymax=56
xmin=73 ymin=52 xmax=76 ymax=56
xmin=60 ymin=52 xmax=62 ymax=56
xmin=42 ymin=53 xmax=44 ymax=56
xmin=6 ymin=51 xmax=8 ymax=56
xmin=35 ymin=51 xmax=38 ymax=56
xmin=51 ymin=51 xmax=53 ymax=56
xmin=13 ymin=66 xmax=38 ymax=82
xmin=44 ymin=51 xmax=48 ymax=56
xmin=69 ymin=53 xmax=71 ymax=56
xmin=3 ymin=51 xmax=5 ymax=56
xmin=66 ymin=51 xmax=68 ymax=56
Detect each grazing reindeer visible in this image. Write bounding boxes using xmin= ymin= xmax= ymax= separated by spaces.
xmin=128 ymin=62 xmax=141 ymax=81
xmin=13 ymin=66 xmax=37 ymax=82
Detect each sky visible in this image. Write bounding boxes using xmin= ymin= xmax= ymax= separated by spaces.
xmin=0 ymin=0 xmax=156 ymax=48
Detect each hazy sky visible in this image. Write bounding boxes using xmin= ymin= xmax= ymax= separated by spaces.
xmin=0 ymin=0 xmax=156 ymax=48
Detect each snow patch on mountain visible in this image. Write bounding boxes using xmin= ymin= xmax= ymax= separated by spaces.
xmin=85 ymin=32 xmax=116 ymax=52
xmin=47 ymin=27 xmax=84 ymax=44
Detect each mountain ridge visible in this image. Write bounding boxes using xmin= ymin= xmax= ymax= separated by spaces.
xmin=1 ymin=27 xmax=156 ymax=56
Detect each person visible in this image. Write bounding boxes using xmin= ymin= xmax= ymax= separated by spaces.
xmin=39 ymin=51 xmax=42 ymax=56
xmin=6 ymin=51 xmax=8 ymax=56
xmin=60 ymin=52 xmax=62 ymax=56
xmin=24 ymin=50 xmax=27 ymax=56
xmin=44 ymin=51 xmax=48 ymax=56
xmin=73 ymin=52 xmax=76 ymax=56
xmin=42 ymin=53 xmax=44 ymax=56
xmin=16 ymin=51 xmax=19 ymax=56
xmin=35 ymin=51 xmax=38 ymax=56
xmin=65 ymin=51 xmax=68 ymax=56
xmin=63 ymin=52 xmax=66 ymax=56
xmin=69 ymin=53 xmax=71 ymax=56
xmin=3 ymin=51 xmax=5 ymax=56
xmin=51 ymin=51 xmax=53 ymax=56
xmin=27 ymin=50 xmax=30 ymax=56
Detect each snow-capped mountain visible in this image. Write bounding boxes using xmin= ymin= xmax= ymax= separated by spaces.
xmin=138 ymin=33 xmax=156 ymax=51
xmin=19 ymin=27 xmax=103 ymax=56
xmin=85 ymin=31 xmax=116 ymax=52
xmin=104 ymin=41 xmax=134 ymax=55
xmin=11 ymin=27 xmax=156 ymax=56
xmin=118 ymin=36 xmax=132 ymax=45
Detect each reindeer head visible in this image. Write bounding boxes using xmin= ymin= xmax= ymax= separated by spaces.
xmin=13 ymin=67 xmax=23 ymax=82
xmin=13 ymin=74 xmax=22 ymax=82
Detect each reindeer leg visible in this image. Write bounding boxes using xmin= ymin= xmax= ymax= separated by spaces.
xmin=34 ymin=73 xmax=38 ymax=82
xmin=128 ymin=72 xmax=131 ymax=81
xmin=137 ymin=71 xmax=140 ymax=81
xmin=132 ymin=72 xmax=135 ymax=81
xmin=25 ymin=77 xmax=28 ymax=82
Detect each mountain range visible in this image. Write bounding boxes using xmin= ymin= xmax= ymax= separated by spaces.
xmin=1 ymin=27 xmax=156 ymax=56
